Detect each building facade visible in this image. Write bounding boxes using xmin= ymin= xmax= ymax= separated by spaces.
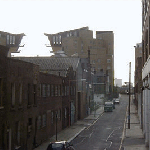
xmin=0 ymin=47 xmax=39 ymax=150
xmin=134 ymin=43 xmax=142 ymax=111
xmin=142 ymin=0 xmax=150 ymax=148
xmin=14 ymin=56 xmax=89 ymax=120
xmin=114 ymin=78 xmax=122 ymax=87
xmin=45 ymin=27 xmax=114 ymax=99
xmin=0 ymin=31 xmax=25 ymax=57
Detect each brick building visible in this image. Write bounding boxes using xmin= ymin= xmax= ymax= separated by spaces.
xmin=134 ymin=43 xmax=142 ymax=109
xmin=15 ymin=57 xmax=89 ymax=121
xmin=141 ymin=0 xmax=150 ymax=148
xmin=0 ymin=46 xmax=39 ymax=150
xmin=36 ymin=72 xmax=63 ymax=146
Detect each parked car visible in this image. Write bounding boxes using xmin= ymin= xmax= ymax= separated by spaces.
xmin=46 ymin=141 xmax=75 ymax=150
xmin=104 ymin=102 xmax=113 ymax=112
xmin=112 ymin=100 xmax=115 ymax=109
xmin=115 ymin=98 xmax=120 ymax=104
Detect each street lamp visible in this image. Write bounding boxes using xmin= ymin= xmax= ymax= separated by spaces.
xmin=128 ymin=62 xmax=131 ymax=129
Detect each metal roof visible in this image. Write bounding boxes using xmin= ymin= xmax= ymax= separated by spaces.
xmin=14 ymin=57 xmax=80 ymax=76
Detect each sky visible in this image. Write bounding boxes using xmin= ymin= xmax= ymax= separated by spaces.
xmin=0 ymin=0 xmax=142 ymax=85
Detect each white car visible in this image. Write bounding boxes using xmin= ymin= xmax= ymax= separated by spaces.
xmin=115 ymin=98 xmax=120 ymax=104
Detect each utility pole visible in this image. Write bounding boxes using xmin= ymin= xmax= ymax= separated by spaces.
xmin=88 ymin=46 xmax=91 ymax=114
xmin=128 ymin=62 xmax=131 ymax=129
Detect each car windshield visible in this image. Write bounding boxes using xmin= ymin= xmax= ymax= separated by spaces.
xmin=52 ymin=143 xmax=64 ymax=150
xmin=105 ymin=102 xmax=112 ymax=106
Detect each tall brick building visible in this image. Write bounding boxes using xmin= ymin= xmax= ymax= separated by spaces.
xmin=0 ymin=31 xmax=25 ymax=57
xmin=141 ymin=0 xmax=150 ymax=148
xmin=134 ymin=43 xmax=142 ymax=109
xmin=45 ymin=27 xmax=114 ymax=98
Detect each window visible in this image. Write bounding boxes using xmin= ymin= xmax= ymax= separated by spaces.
xmin=15 ymin=121 xmax=20 ymax=145
xmin=107 ymin=59 xmax=111 ymax=63
xmin=74 ymin=40 xmax=77 ymax=49
xmin=67 ymin=33 xmax=69 ymax=37
xmin=47 ymin=84 xmax=50 ymax=97
xmin=0 ymin=78 xmax=3 ymax=107
xmin=39 ymin=84 xmax=42 ymax=97
xmin=100 ymin=69 xmax=103 ymax=72
xmin=65 ymin=108 xmax=67 ymax=118
xmin=42 ymin=114 xmax=46 ymax=127
xmin=13 ymin=36 xmax=15 ymax=44
xmin=51 ymin=112 xmax=54 ymax=124
xmin=70 ymin=32 xmax=72 ymax=36
xmin=7 ymin=34 xmax=9 ymax=45
xmin=58 ymin=85 xmax=61 ymax=96
xmin=37 ymin=116 xmax=42 ymax=129
xmin=28 ymin=118 xmax=32 ymax=133
xmin=58 ymin=109 xmax=61 ymax=120
xmin=53 ymin=36 xmax=55 ymax=44
xmin=98 ymin=59 xmax=101 ymax=63
xmin=59 ymin=35 xmax=61 ymax=44
xmin=107 ymin=66 xmax=111 ymax=70
xmin=62 ymin=85 xmax=64 ymax=96
xmin=27 ymin=84 xmax=31 ymax=105
xmin=33 ymin=84 xmax=37 ymax=105
xmin=19 ymin=84 xmax=22 ymax=105
xmin=11 ymin=83 xmax=15 ymax=107
xmin=55 ymin=85 xmax=58 ymax=96
xmin=92 ymin=60 xmax=95 ymax=64
xmin=10 ymin=35 xmax=12 ymax=44
xmin=65 ymin=86 xmax=67 ymax=96
xmin=67 ymin=86 xmax=69 ymax=96
xmin=42 ymin=84 xmax=46 ymax=97
xmin=81 ymin=42 xmax=83 ymax=50
xmin=74 ymin=31 xmax=77 ymax=37
xmin=56 ymin=35 xmax=58 ymax=44
xmin=51 ymin=85 xmax=54 ymax=96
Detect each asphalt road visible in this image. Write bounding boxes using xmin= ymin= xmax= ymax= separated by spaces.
xmin=71 ymin=95 xmax=129 ymax=150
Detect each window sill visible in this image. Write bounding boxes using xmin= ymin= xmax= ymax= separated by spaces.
xmin=0 ymin=106 xmax=4 ymax=109
xmin=15 ymin=145 xmax=21 ymax=150
xmin=10 ymin=107 xmax=16 ymax=111
xmin=27 ymin=105 xmax=32 ymax=108
xmin=41 ymin=126 xmax=46 ymax=129
xmin=18 ymin=106 xmax=23 ymax=110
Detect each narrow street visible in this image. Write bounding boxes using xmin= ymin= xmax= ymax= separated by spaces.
xmin=71 ymin=95 xmax=128 ymax=150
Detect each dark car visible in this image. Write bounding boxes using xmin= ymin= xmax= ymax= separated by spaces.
xmin=46 ymin=141 xmax=75 ymax=150
xmin=104 ymin=102 xmax=113 ymax=112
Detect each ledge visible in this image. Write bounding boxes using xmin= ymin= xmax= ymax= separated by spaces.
xmin=27 ymin=105 xmax=32 ymax=108
xmin=0 ymin=106 xmax=4 ymax=110
xmin=10 ymin=107 xmax=16 ymax=111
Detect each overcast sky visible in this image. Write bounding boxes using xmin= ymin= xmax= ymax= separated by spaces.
xmin=0 ymin=0 xmax=142 ymax=84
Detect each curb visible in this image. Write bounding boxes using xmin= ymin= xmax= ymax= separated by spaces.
xmin=67 ymin=127 xmax=86 ymax=143
xmin=119 ymin=106 xmax=128 ymax=150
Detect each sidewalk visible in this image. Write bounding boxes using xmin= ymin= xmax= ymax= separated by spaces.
xmin=121 ymin=101 xmax=148 ymax=150
xmin=34 ymin=106 xmax=104 ymax=150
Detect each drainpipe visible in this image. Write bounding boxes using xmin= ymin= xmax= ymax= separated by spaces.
xmin=141 ymin=87 xmax=143 ymax=130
